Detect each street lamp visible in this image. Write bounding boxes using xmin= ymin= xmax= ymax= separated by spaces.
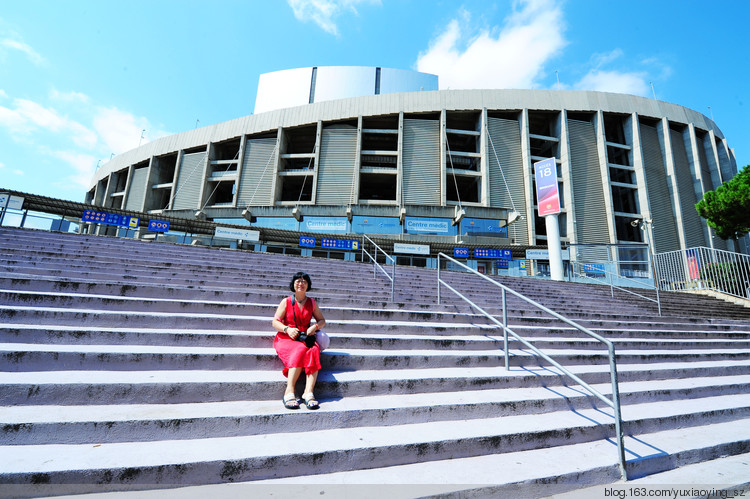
xmin=632 ymin=218 xmax=660 ymax=298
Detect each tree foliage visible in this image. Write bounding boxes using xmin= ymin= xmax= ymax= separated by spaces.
xmin=695 ymin=164 xmax=750 ymax=240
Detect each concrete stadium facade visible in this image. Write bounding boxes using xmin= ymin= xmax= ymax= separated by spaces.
xmin=87 ymin=67 xmax=742 ymax=266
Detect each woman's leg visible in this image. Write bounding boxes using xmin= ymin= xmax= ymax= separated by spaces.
xmin=286 ymin=367 xmax=303 ymax=397
xmin=302 ymin=371 xmax=319 ymax=408
xmin=303 ymin=370 xmax=318 ymax=395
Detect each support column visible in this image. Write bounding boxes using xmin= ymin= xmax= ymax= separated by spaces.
xmin=546 ymin=214 xmax=564 ymax=281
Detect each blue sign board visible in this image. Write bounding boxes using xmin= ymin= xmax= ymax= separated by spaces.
xmin=82 ymin=210 xmax=139 ymax=229
xmin=301 ymin=217 xmax=348 ymax=233
xmin=254 ymin=217 xmax=300 ymax=231
xmin=583 ymin=263 xmax=605 ymax=276
xmin=496 ymin=259 xmax=509 ymax=269
xmin=460 ymin=218 xmax=508 ymax=238
xmin=321 ymin=238 xmax=359 ymax=250
xmin=299 ymin=236 xmax=316 ymax=248
xmin=148 ymin=219 xmax=170 ymax=232
xmin=404 ymin=217 xmax=455 ymax=235
xmin=474 ymin=248 xmax=512 ymax=260
xmin=351 ymin=216 xmax=402 ymax=235
xmin=454 ymin=247 xmax=469 ymax=258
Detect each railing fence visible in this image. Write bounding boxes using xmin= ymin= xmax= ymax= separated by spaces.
xmin=361 ymin=234 xmax=396 ymax=301
xmin=655 ymin=246 xmax=750 ymax=301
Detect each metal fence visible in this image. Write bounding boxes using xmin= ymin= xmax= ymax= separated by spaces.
xmin=567 ymin=243 xmax=655 ymax=288
xmin=655 ymin=247 xmax=750 ymax=301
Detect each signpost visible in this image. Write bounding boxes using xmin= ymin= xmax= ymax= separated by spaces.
xmin=82 ymin=210 xmax=139 ymax=229
xmin=453 ymin=247 xmax=469 ymax=258
xmin=393 ymin=243 xmax=429 ymax=255
xmin=299 ymin=236 xmax=316 ymax=248
xmin=148 ymin=220 xmax=170 ymax=233
xmin=321 ymin=238 xmax=359 ymax=250
xmin=214 ymin=226 xmax=260 ymax=241
xmin=534 ymin=158 xmax=564 ymax=281
xmin=474 ymin=248 xmax=512 ymax=260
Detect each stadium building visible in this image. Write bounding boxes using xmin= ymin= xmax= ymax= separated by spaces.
xmin=86 ymin=66 xmax=743 ymax=272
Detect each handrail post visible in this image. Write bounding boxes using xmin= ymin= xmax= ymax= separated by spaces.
xmin=391 ymin=254 xmax=396 ymax=302
xmin=437 ymin=254 xmax=442 ymax=305
xmin=609 ymin=344 xmax=628 ymax=481
xmin=502 ymin=288 xmax=509 ymax=370
xmin=652 ymin=252 xmax=662 ymax=316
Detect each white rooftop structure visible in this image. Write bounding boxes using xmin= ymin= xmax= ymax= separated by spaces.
xmin=254 ymin=66 xmax=438 ymax=114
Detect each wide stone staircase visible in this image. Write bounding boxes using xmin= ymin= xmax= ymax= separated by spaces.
xmin=1 ymin=226 xmax=749 ymax=497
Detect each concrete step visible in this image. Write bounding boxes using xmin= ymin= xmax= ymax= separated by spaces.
xmin=3 ymin=338 xmax=749 ymax=372
xmin=4 ymin=300 xmax=748 ymax=341
xmin=1 ymin=401 xmax=748 ymax=487
xmin=0 ymin=290 xmax=492 ymax=325
xmin=0 ymin=343 xmax=514 ymax=371
xmin=3 ymin=361 xmax=750 ymax=406
xmin=3 ymin=376 xmax=749 ymax=445
xmin=4 ymin=324 xmax=748 ymax=351
xmin=251 ymin=418 xmax=750 ymax=494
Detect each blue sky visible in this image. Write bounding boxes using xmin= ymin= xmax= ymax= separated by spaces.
xmin=1 ymin=0 xmax=748 ymax=202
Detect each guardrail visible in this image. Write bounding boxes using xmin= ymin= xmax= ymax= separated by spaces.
xmin=571 ymin=261 xmax=662 ymax=316
xmin=655 ymin=247 xmax=750 ymax=302
xmin=361 ymin=234 xmax=396 ymax=302
xmin=437 ymin=252 xmax=628 ymax=480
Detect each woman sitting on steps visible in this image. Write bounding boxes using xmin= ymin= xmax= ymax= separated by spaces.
xmin=272 ymin=271 xmax=328 ymax=410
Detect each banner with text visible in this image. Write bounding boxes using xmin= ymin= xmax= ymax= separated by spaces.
xmin=534 ymin=158 xmax=561 ymax=216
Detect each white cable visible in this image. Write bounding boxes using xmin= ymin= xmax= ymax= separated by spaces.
xmin=247 ymin=141 xmax=279 ymax=206
xmin=168 ymin=151 xmax=208 ymax=210
xmin=296 ymin=146 xmax=316 ymax=205
xmin=444 ymin=128 xmax=462 ymax=209
xmin=486 ymin=123 xmax=518 ymax=214
xmin=200 ymin=149 xmax=241 ymax=211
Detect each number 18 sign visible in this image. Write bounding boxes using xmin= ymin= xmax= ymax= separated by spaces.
xmin=534 ymin=157 xmax=561 ymax=216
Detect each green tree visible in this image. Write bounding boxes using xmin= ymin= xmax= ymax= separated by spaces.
xmin=696 ymin=164 xmax=750 ymax=241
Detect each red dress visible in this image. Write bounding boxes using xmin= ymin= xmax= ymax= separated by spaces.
xmin=274 ymin=296 xmax=321 ymax=376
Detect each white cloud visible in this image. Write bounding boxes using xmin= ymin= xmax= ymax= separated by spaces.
xmin=50 ymin=88 xmax=90 ymax=104
xmin=416 ymin=0 xmax=566 ymax=90
xmin=590 ymin=49 xmax=624 ymax=69
xmin=0 ymin=89 xmax=7 ymax=99
xmin=572 ymin=49 xmax=660 ymax=97
xmin=14 ymin=99 xmax=68 ymax=131
xmin=0 ymin=38 xmax=44 ymax=65
xmin=575 ymin=70 xmax=650 ymax=97
xmin=0 ymin=98 xmax=97 ymax=148
xmin=0 ymin=161 xmax=24 ymax=177
xmin=287 ymin=0 xmax=380 ymax=36
xmin=93 ymin=106 xmax=170 ymax=155
xmin=50 ymin=150 xmax=97 ymax=189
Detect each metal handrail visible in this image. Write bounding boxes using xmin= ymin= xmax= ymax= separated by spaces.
xmin=437 ymin=252 xmax=628 ymax=480
xmin=361 ymin=234 xmax=395 ymax=301
xmin=571 ymin=261 xmax=662 ymax=316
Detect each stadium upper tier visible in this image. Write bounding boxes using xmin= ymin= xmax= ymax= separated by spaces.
xmin=87 ymin=84 xmax=739 ymax=255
